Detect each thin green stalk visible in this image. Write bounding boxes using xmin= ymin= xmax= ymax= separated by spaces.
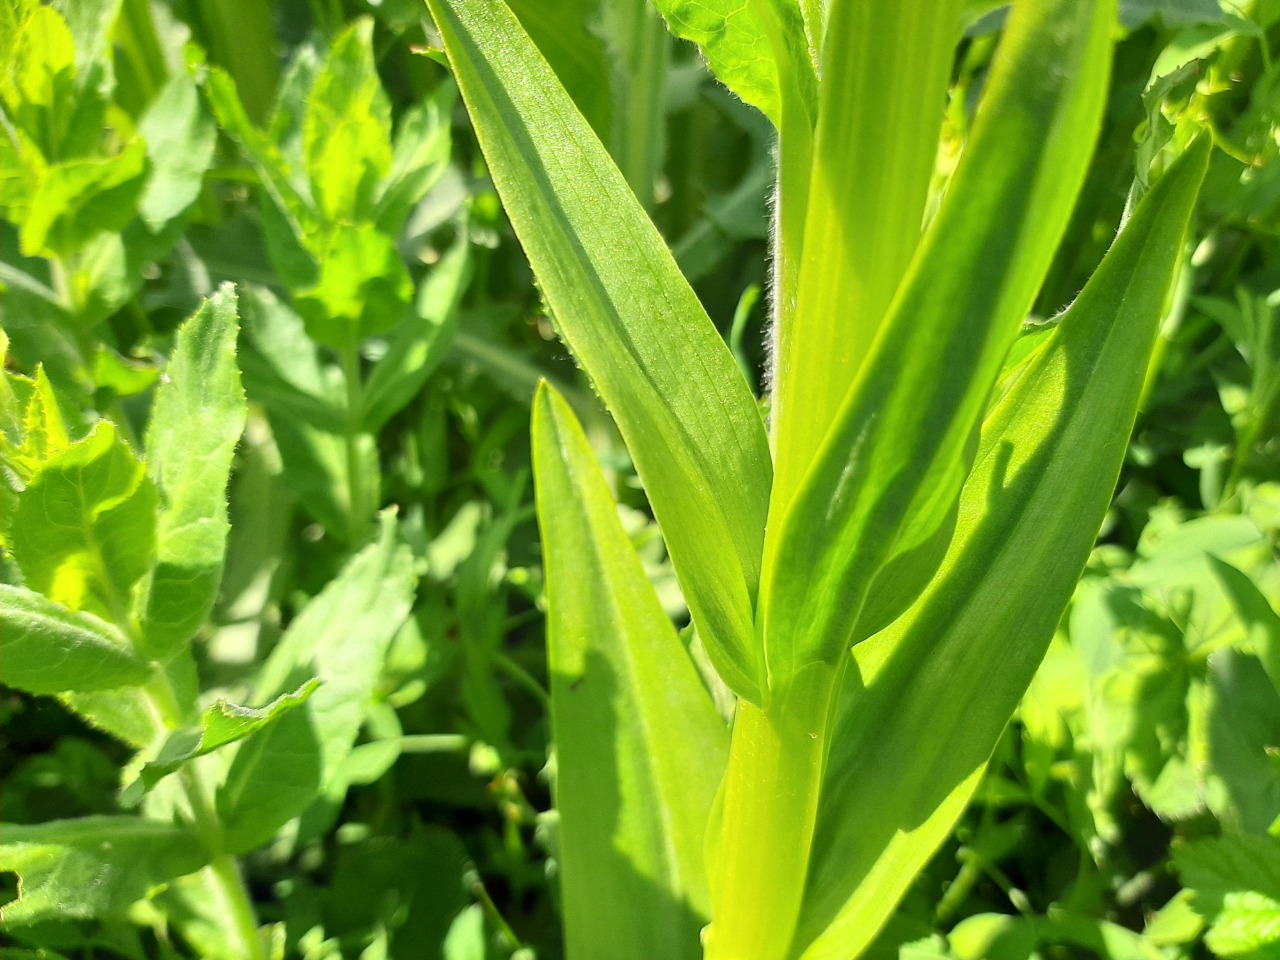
xmin=341 ymin=343 xmax=371 ymax=542
xmin=705 ymin=659 xmax=844 ymax=960
xmin=607 ymin=0 xmax=670 ymax=210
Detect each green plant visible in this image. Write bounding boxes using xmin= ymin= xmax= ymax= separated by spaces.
xmin=424 ymin=0 xmax=1213 ymax=957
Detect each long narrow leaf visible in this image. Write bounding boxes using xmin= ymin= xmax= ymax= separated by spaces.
xmin=761 ymin=0 xmax=1116 ymax=689
xmin=532 ymin=382 xmax=729 ymax=960
xmin=794 ymin=136 xmax=1211 ymax=960
xmin=428 ymin=0 xmax=773 ymax=702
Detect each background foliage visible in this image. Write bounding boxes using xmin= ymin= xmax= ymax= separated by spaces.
xmin=0 ymin=0 xmax=1277 ymax=958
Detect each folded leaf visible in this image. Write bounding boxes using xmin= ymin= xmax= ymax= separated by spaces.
xmin=761 ymin=0 xmax=1115 ymax=689
xmin=0 ymin=816 xmax=207 ymax=925
xmin=794 ymin=135 xmax=1210 ymax=960
xmin=217 ymin=514 xmax=416 ymax=853
xmin=0 ymin=584 xmax=153 ymax=694
xmin=532 ymin=382 xmax=728 ymax=960
xmin=124 ymin=678 xmax=321 ymax=801
xmin=428 ymin=0 xmax=773 ymax=702
xmin=138 ymin=286 xmax=247 ymax=658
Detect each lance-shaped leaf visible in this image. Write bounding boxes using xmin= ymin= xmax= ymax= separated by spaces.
xmin=532 ymin=382 xmax=729 ymax=960
xmin=0 ymin=816 xmax=207 ymax=925
xmin=793 ymin=136 xmax=1210 ymax=960
xmin=769 ymin=0 xmax=963 ymax=513
xmin=0 ymin=584 xmax=153 ymax=694
xmin=138 ymin=286 xmax=247 ymax=658
xmin=428 ymin=0 xmax=773 ymax=702
xmin=761 ymin=0 xmax=1115 ymax=689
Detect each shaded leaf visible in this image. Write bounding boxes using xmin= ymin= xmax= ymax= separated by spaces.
xmin=216 ymin=515 xmax=416 ymax=853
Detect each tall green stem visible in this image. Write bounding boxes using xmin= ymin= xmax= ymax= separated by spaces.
xmin=341 ymin=344 xmax=371 ymax=541
xmin=704 ymin=659 xmax=843 ymax=960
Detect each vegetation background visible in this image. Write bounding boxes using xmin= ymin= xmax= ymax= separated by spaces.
xmin=0 ymin=0 xmax=1278 ymax=958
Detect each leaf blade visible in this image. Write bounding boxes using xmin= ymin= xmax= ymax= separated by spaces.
xmin=794 ymin=135 xmax=1210 ymax=960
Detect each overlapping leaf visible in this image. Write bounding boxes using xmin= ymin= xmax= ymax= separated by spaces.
xmin=794 ymin=136 xmax=1210 ymax=960
xmin=0 ymin=585 xmax=153 ymax=694
xmin=138 ymin=286 xmax=247 ymax=658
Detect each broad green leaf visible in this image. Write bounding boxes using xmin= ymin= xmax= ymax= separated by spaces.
xmin=0 ymin=816 xmax=207 ymax=925
xmin=793 ymin=135 xmax=1210 ymax=960
xmin=303 ymin=18 xmax=393 ymax=223
xmin=294 ymin=222 xmax=413 ymax=350
xmin=137 ymin=57 xmax=217 ymax=229
xmin=9 ymin=420 xmax=158 ymax=622
xmin=427 ymin=0 xmax=773 ymax=702
xmin=648 ymin=0 xmax=816 ymax=129
xmin=0 ymin=584 xmax=153 ymax=694
xmin=217 ymin=515 xmax=416 ymax=853
xmin=137 ymin=286 xmax=247 ymax=658
xmin=532 ymin=383 xmax=728 ymax=959
xmin=21 ymin=139 xmax=149 ymax=258
xmin=362 ymin=235 xmax=470 ymax=431
xmin=124 ymin=679 xmax=321 ymax=800
xmin=769 ymin=0 xmax=963 ymax=513
xmin=761 ymin=0 xmax=1115 ymax=688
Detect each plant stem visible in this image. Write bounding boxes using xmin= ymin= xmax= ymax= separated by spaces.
xmin=341 ymin=343 xmax=371 ymax=542
xmin=704 ymin=659 xmax=843 ymax=960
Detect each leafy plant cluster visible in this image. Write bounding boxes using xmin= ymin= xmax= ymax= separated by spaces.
xmin=0 ymin=0 xmax=1277 ymax=959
